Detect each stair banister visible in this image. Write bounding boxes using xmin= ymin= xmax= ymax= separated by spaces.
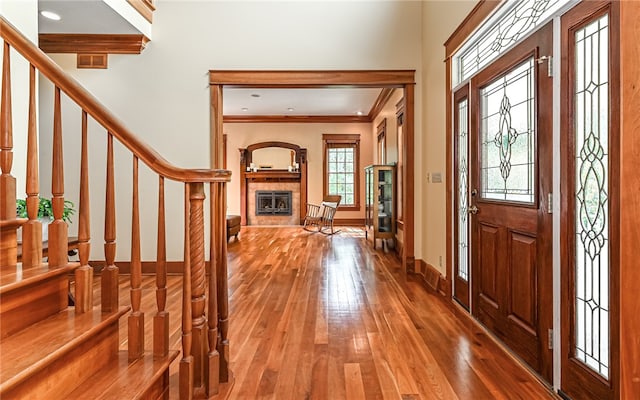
xmin=0 ymin=15 xmax=232 ymax=398
xmin=0 ymin=17 xmax=230 ymax=184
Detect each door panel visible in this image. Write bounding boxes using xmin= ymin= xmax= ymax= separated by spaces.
xmin=508 ymin=231 xmax=537 ymax=330
xmin=478 ymin=224 xmax=499 ymax=306
xmin=470 ymin=22 xmax=553 ymax=382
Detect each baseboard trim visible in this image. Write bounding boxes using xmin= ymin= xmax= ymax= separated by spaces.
xmin=438 ymin=276 xmax=449 ymax=297
xmin=414 ymin=259 xmax=446 ymax=295
xmin=333 ymin=218 xmax=365 ymax=226
xmin=89 ymin=260 xmax=208 ymax=275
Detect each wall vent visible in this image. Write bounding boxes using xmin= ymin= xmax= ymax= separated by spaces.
xmin=77 ymin=53 xmax=108 ymax=69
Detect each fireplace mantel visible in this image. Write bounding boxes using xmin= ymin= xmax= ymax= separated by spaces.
xmin=246 ymin=171 xmax=301 ymax=182
xmin=239 ymin=142 xmax=308 ymax=225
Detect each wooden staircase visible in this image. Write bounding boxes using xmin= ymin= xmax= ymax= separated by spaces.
xmin=0 ymin=16 xmax=231 ymax=399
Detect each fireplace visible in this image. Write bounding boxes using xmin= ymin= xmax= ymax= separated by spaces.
xmin=256 ymin=191 xmax=292 ymax=216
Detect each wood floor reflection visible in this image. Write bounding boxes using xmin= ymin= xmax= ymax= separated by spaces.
xmin=114 ymin=226 xmax=556 ymax=399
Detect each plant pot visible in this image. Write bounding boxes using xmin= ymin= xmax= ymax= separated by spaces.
xmin=17 ymin=217 xmax=52 ymax=243
xmin=39 ymin=217 xmax=52 ymax=242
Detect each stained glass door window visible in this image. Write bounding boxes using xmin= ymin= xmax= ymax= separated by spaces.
xmin=573 ymin=13 xmax=610 ymax=379
xmin=453 ymin=0 xmax=571 ymax=85
xmin=457 ymin=98 xmax=469 ymax=282
xmin=480 ymin=58 xmax=536 ymax=203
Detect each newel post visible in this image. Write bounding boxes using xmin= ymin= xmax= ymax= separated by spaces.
xmin=189 ymin=182 xmax=207 ymax=389
xmin=180 ymin=182 xmax=208 ymax=399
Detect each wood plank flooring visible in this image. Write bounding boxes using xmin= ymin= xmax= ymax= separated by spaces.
xmin=107 ymin=226 xmax=556 ymax=399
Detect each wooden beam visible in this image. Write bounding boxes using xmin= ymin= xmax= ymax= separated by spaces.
xmin=209 ymin=70 xmax=415 ymax=87
xmin=39 ymin=34 xmax=150 ymax=55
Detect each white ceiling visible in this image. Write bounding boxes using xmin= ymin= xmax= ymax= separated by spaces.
xmin=37 ymin=1 xmax=385 ymax=117
xmin=223 ymin=88 xmax=382 ymax=116
xmin=38 ymin=0 xmax=140 ymax=34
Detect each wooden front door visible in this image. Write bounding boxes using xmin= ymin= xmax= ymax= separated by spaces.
xmin=469 ymin=23 xmax=553 ymax=381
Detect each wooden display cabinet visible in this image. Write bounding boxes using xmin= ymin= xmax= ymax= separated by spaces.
xmin=365 ymin=164 xmax=396 ymax=250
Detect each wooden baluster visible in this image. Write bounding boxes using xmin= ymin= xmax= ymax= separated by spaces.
xmin=154 ymin=176 xmax=169 ymax=358
xmin=21 ymin=64 xmax=42 ymax=268
xmin=128 ymin=155 xmax=144 ymax=360
xmin=0 ymin=41 xmax=19 ymax=268
xmin=180 ymin=183 xmax=194 ymax=400
xmin=206 ymin=183 xmax=220 ymax=396
xmin=102 ymin=133 xmax=118 ymax=312
xmin=48 ymin=87 xmax=68 ymax=267
xmin=74 ymin=111 xmax=93 ymax=313
xmin=188 ymin=182 xmax=207 ymax=389
xmin=217 ymin=181 xmax=230 ymax=382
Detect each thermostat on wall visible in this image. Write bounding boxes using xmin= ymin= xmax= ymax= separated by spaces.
xmin=432 ymin=172 xmax=442 ymax=183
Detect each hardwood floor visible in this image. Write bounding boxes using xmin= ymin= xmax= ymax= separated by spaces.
xmin=108 ymin=226 xmax=556 ymax=399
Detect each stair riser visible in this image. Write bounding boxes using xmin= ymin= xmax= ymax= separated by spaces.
xmin=143 ymin=370 xmax=170 ymax=400
xmin=0 ymin=276 xmax=67 ymax=339
xmin=1 ymin=320 xmax=119 ymax=399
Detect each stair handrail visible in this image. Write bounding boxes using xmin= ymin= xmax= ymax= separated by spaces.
xmin=1 ymin=15 xmax=232 ymax=397
xmin=0 ymin=16 xmax=230 ymax=183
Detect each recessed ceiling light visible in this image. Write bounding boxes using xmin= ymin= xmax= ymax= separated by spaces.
xmin=356 ymin=111 xmax=364 ymax=116
xmin=251 ymin=94 xmax=261 ymax=98
xmin=241 ymin=107 xmax=249 ymax=112
xmin=287 ymin=108 xmax=294 ymax=112
xmin=40 ymin=11 xmax=61 ymax=21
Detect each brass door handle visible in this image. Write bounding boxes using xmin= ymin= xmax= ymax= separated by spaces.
xmin=468 ymin=205 xmax=479 ymax=215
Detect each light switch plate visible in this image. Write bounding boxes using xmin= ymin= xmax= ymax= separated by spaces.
xmin=432 ymin=172 xmax=442 ymax=183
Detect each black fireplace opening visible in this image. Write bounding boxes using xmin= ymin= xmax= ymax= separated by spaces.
xmin=256 ymin=191 xmax=292 ymax=216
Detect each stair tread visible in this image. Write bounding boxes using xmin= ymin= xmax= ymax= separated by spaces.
xmin=66 ymin=350 xmax=180 ymax=400
xmin=0 ymin=262 xmax=78 ymax=294
xmin=0 ymin=306 xmax=130 ymax=389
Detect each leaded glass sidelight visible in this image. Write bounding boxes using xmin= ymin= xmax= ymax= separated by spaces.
xmin=480 ymin=58 xmax=535 ymax=203
xmin=457 ymin=98 xmax=469 ymax=282
xmin=574 ymin=13 xmax=610 ymax=379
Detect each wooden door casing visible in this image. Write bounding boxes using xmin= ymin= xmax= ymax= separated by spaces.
xmin=469 ymin=22 xmax=554 ymax=382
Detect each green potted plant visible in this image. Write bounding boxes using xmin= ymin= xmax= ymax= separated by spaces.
xmin=16 ymin=197 xmax=75 ymax=242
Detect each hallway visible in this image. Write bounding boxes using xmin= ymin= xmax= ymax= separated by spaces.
xmin=116 ymin=226 xmax=556 ymax=399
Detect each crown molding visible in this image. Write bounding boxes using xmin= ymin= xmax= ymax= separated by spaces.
xmin=223 ymin=115 xmax=371 ymax=124
xmin=368 ymin=88 xmax=395 ymax=120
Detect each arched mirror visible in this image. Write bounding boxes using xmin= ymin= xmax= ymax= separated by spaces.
xmin=251 ymin=147 xmax=296 ymax=169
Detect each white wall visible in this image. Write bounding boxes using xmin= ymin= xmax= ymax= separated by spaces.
xmin=372 ymin=88 xmax=403 ymax=165
xmin=225 ymin=122 xmax=373 ymax=220
xmin=0 ymin=0 xmax=38 ymax=203
xmin=40 ymin=1 xmax=423 ymax=261
xmin=421 ymin=1 xmax=477 ymax=274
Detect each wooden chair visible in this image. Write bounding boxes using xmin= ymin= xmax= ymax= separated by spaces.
xmin=303 ymin=195 xmax=341 ymax=235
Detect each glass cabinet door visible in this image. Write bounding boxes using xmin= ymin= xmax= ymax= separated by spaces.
xmin=377 ymin=169 xmax=393 ymax=232
xmin=365 ymin=167 xmax=373 ymax=230
xmin=365 ymin=164 xmax=396 ymax=249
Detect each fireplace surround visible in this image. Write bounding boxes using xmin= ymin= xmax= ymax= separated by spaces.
xmin=239 ymin=141 xmax=308 ymax=225
xmin=256 ymin=191 xmax=292 ymax=216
